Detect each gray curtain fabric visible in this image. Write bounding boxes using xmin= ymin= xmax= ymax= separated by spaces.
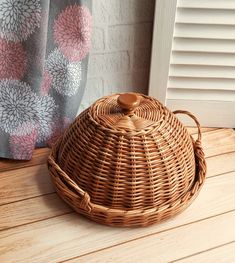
xmin=0 ymin=0 xmax=92 ymax=160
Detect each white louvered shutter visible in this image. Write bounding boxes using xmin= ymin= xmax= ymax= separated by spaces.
xmin=149 ymin=0 xmax=235 ymax=128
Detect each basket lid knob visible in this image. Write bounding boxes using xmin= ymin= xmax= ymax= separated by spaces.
xmin=117 ymin=93 xmax=140 ymax=111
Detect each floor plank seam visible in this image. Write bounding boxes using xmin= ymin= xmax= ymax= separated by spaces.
xmin=207 ymin=170 xmax=235 ymax=179
xmin=0 ymin=156 xmax=50 ymax=173
xmin=205 ymin=150 xmax=235 ymax=160
xmin=0 ymin=211 xmax=73 ymax=233
xmin=0 ymin=163 xmax=42 ymax=173
xmin=61 ymin=209 xmax=235 ymax=262
xmin=0 ymin=163 xmax=49 ymax=175
xmin=189 ymin=128 xmax=220 ymax=136
xmin=0 ymin=191 xmax=56 ymax=207
xmin=170 ymin=240 xmax=235 ymax=262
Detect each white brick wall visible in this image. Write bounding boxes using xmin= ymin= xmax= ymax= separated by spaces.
xmin=80 ymin=0 xmax=155 ymax=111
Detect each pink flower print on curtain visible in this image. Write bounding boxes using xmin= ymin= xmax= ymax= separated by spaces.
xmin=47 ymin=117 xmax=72 ymax=147
xmin=8 ymin=94 xmax=58 ymax=160
xmin=0 ymin=0 xmax=41 ymax=42
xmin=0 ymin=79 xmax=58 ymax=159
xmin=0 ymin=38 xmax=27 ymax=79
xmin=9 ymin=123 xmax=38 ymax=160
xmin=40 ymin=70 xmax=52 ymax=96
xmin=54 ymin=4 xmax=92 ymax=62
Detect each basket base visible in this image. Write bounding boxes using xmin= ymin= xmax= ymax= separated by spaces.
xmin=48 ymin=137 xmax=206 ymax=227
xmin=56 ymin=188 xmax=199 ymax=227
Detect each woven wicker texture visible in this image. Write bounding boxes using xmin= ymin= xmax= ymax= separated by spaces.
xmin=48 ymin=93 xmax=206 ymax=227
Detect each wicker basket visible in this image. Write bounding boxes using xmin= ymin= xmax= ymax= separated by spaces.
xmin=48 ymin=93 xmax=206 ymax=227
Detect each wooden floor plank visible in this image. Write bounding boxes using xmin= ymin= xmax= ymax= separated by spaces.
xmin=177 ymin=241 xmax=235 ymax=263
xmin=207 ymin=151 xmax=235 ymax=177
xmin=0 ymin=148 xmax=50 ymax=172
xmin=192 ymin=129 xmax=235 ymax=157
xmin=75 ymin=211 xmax=235 ymax=263
xmin=0 ymin=169 xmax=234 ymax=231
xmin=187 ymin=127 xmax=218 ymax=135
xmin=1 ymin=149 xmax=233 ymax=207
xmin=0 ymin=193 xmax=72 ymax=230
xmin=0 ymin=172 xmax=235 ymax=262
xmin=0 ymin=164 xmax=53 ymax=206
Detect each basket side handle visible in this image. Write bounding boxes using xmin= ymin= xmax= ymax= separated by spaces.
xmin=173 ymin=110 xmax=206 ymax=182
xmin=48 ymin=156 xmax=92 ymax=212
xmin=173 ymin=110 xmax=202 ymax=142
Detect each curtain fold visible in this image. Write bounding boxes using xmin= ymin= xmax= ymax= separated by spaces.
xmin=0 ymin=0 xmax=92 ymax=160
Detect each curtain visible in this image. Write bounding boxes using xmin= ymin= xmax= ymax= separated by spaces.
xmin=0 ymin=0 xmax=92 ymax=160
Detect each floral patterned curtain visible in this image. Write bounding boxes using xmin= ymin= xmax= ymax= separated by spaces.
xmin=0 ymin=0 xmax=92 ymax=160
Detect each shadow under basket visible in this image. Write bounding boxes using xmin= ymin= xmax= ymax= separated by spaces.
xmin=48 ymin=93 xmax=207 ymax=227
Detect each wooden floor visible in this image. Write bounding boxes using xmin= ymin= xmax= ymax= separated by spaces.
xmin=1 ymin=128 xmax=235 ymax=263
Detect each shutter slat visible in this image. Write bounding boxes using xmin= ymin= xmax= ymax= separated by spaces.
xmin=174 ymin=24 xmax=235 ymax=40
xmin=167 ymin=100 xmax=235 ymax=127
xmin=176 ymin=8 xmax=235 ymax=25
xmin=170 ymin=65 xmax=235 ymax=79
xmin=178 ymin=0 xmax=235 ymax=10
xmin=171 ymin=52 xmax=235 ymax=67
xmin=172 ymin=38 xmax=235 ymax=53
xmin=169 ymin=77 xmax=235 ymax=91
xmin=167 ymin=88 xmax=235 ymax=101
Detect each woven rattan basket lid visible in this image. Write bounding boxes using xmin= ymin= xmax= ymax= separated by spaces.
xmin=48 ymin=93 xmax=206 ymax=227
